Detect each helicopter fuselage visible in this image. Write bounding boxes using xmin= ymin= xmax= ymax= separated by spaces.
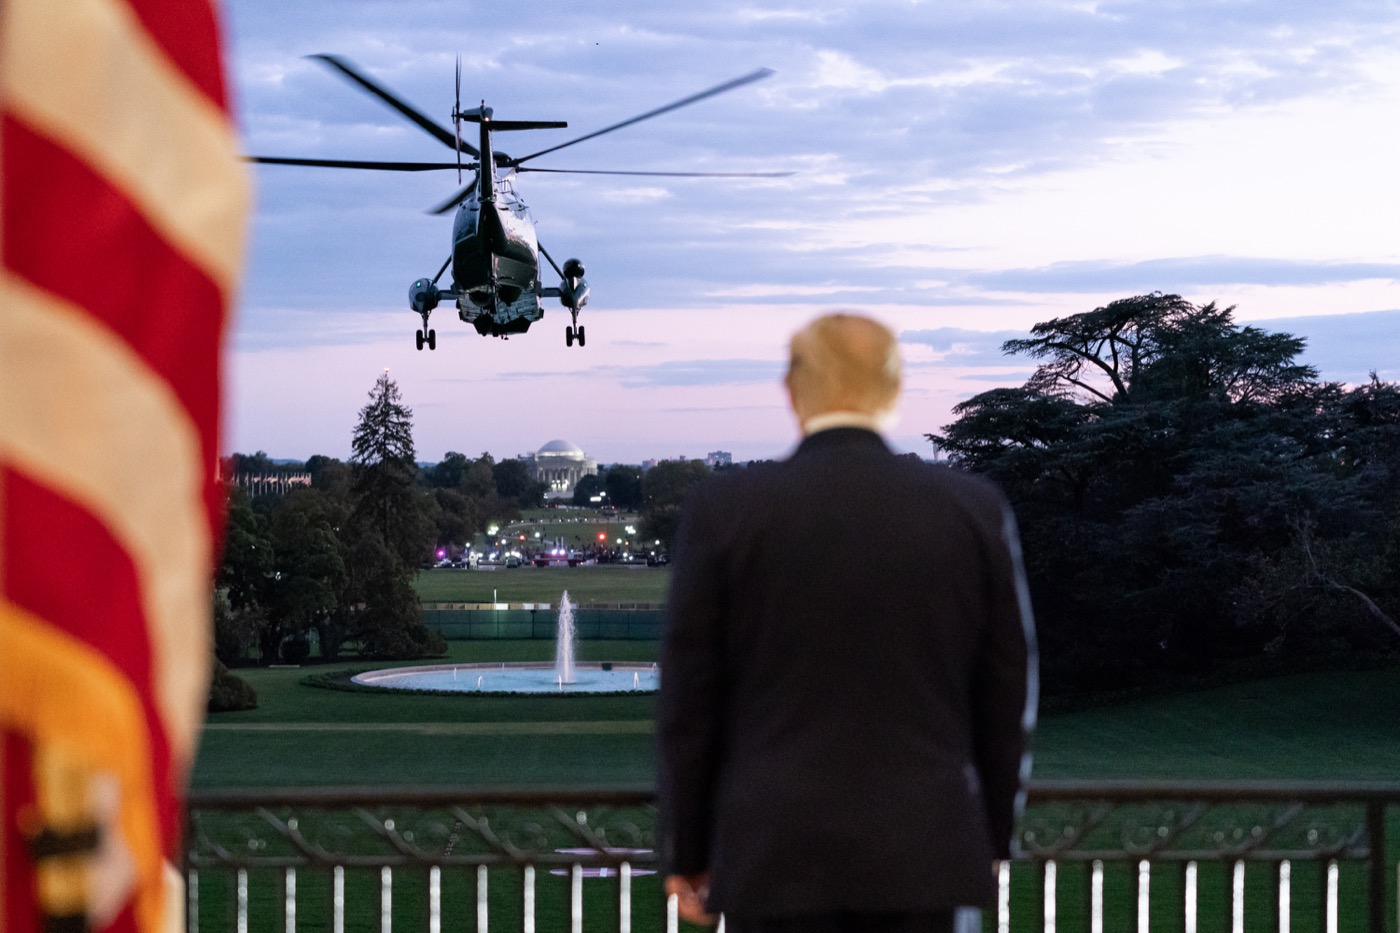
xmin=451 ymin=170 xmax=543 ymax=335
xmin=246 ymin=55 xmax=773 ymax=351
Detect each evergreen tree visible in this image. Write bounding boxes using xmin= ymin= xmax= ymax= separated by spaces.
xmin=346 ymin=372 xmax=441 ymax=659
xmin=351 ymin=372 xmax=425 ymax=566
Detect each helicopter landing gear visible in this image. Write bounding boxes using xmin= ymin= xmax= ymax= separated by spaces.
xmin=565 ymin=307 xmax=585 ymax=348
xmin=415 ymin=302 xmax=436 ymax=350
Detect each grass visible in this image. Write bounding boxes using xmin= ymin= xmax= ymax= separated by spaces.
xmin=196 ymin=647 xmax=1400 ymax=788
xmin=195 ymin=641 xmax=658 ymax=787
xmin=192 ymin=656 xmax=1400 ymax=932
xmin=1033 ymin=667 xmax=1400 ymax=781
xmin=413 ymin=566 xmax=670 ymax=604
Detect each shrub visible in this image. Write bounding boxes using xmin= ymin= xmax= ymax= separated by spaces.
xmin=207 ymin=658 xmax=258 ymax=712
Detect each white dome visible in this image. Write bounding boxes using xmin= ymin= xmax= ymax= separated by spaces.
xmin=538 ymin=439 xmax=585 ymax=457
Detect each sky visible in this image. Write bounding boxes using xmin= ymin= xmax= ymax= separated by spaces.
xmin=224 ymin=0 xmax=1400 ymax=465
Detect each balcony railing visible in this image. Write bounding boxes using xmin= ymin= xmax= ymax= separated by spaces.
xmin=185 ymin=781 xmax=1400 ymax=933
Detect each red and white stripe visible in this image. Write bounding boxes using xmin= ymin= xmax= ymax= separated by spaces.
xmin=1 ymin=0 xmax=248 ymax=929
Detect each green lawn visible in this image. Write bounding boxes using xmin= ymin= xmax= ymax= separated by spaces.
xmin=192 ymin=659 xmax=1400 ymax=932
xmin=195 ymin=650 xmax=1400 ymax=788
xmin=413 ymin=566 xmax=670 ymax=604
xmin=1034 ymin=667 xmax=1400 ymax=781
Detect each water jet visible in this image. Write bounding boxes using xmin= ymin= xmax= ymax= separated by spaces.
xmin=351 ymin=591 xmax=659 ymax=694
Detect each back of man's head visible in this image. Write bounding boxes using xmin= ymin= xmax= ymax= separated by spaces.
xmin=785 ymin=313 xmax=901 ymax=422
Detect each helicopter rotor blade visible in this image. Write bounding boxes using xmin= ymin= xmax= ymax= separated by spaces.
xmin=509 ymin=68 xmax=774 ymax=167
xmin=247 ymin=156 xmax=471 ymax=171
xmin=427 ymin=174 xmax=478 ymax=215
xmin=309 ymin=53 xmax=480 ymax=158
xmin=454 ymin=57 xmax=464 ymax=183
xmin=517 ymin=167 xmax=793 ymax=178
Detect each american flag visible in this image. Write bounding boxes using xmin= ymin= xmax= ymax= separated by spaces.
xmin=1 ymin=0 xmax=248 ymax=929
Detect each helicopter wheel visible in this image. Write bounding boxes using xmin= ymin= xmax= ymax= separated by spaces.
xmin=565 ymin=326 xmax=574 ymax=347
xmin=415 ymin=329 xmax=425 ymax=351
xmin=427 ymin=329 xmax=436 ymax=350
xmin=576 ymin=326 xmax=585 ymax=347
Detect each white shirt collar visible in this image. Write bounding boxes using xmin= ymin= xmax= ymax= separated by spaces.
xmin=802 ymin=410 xmax=887 ymax=437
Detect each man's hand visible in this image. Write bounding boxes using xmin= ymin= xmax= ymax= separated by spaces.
xmin=665 ymin=872 xmax=716 ymax=926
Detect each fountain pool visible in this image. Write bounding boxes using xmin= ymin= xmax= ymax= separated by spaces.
xmin=350 ymin=591 xmax=660 ymax=695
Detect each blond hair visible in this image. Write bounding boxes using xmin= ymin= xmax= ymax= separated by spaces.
xmin=785 ymin=313 xmax=901 ymax=418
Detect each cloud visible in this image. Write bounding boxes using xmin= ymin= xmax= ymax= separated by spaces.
xmin=224 ymin=0 xmax=1400 ymax=463
xmin=1254 ymin=308 xmax=1400 ymax=383
xmin=704 ymin=282 xmax=873 ymax=298
xmin=899 ymin=326 xmax=1026 ymax=367
xmin=233 ymin=306 xmax=409 ymax=352
xmin=614 ymin=358 xmax=785 ymax=388
xmin=966 ymin=257 xmax=1400 ymax=293
xmin=596 ymin=186 xmax=674 ymax=204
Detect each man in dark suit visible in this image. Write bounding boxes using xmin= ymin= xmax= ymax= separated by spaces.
xmin=657 ymin=313 xmax=1037 ymax=933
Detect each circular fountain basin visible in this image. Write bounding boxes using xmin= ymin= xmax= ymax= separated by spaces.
xmin=351 ymin=662 xmax=659 ymax=695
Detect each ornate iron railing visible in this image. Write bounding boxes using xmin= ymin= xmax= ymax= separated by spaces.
xmin=185 ymin=782 xmax=1400 ymax=932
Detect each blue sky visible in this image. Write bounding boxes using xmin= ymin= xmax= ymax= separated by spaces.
xmin=224 ymin=0 xmax=1400 ymax=464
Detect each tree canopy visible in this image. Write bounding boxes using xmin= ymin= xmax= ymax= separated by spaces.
xmin=931 ymin=293 xmax=1400 ymax=693
xmin=351 ymin=372 xmax=424 ymax=566
xmin=640 ymin=460 xmax=713 ymax=549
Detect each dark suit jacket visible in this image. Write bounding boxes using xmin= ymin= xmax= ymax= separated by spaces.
xmin=657 ymin=428 xmax=1037 ymax=917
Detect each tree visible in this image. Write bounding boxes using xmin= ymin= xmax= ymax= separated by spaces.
xmin=355 ymin=547 xmax=445 ymax=659
xmin=931 ymin=294 xmax=1399 ymax=692
xmin=211 ymin=589 xmax=263 ymax=667
xmin=425 ymin=451 xmax=470 ymax=489
xmin=1003 ymin=293 xmax=1316 ymax=406
xmin=572 ymin=472 xmax=605 ymax=506
xmin=263 ymin=489 xmax=348 ymax=663
xmin=215 ymin=486 xmax=272 ymax=664
xmin=461 ymin=452 xmax=497 ymax=499
xmin=306 ymin=454 xmax=353 ymax=498
xmin=351 ymin=372 xmax=427 ymax=566
xmin=640 ymin=460 xmax=712 ymax=549
xmin=347 ymin=372 xmax=434 ymax=658
xmin=605 ymin=465 xmax=645 ymax=511
xmin=430 ymin=488 xmax=479 ymax=549
xmin=219 ymin=486 xmax=272 ymax=613
xmin=494 ymin=458 xmax=546 ymax=509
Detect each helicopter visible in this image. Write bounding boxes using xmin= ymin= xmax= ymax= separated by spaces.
xmin=249 ymin=55 xmax=788 ymax=349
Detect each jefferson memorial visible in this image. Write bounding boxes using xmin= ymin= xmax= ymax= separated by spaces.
xmin=521 ymin=439 xmax=598 ymax=499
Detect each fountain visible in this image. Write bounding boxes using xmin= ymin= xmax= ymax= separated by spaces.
xmin=556 ymin=591 xmax=576 ymax=684
xmin=351 ymin=592 xmax=659 ymax=694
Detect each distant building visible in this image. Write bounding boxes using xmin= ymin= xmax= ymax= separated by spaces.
xmin=520 ymin=439 xmax=597 ymax=499
xmin=641 ymin=459 xmax=659 ymax=471
xmin=705 ymin=450 xmax=732 ymax=468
